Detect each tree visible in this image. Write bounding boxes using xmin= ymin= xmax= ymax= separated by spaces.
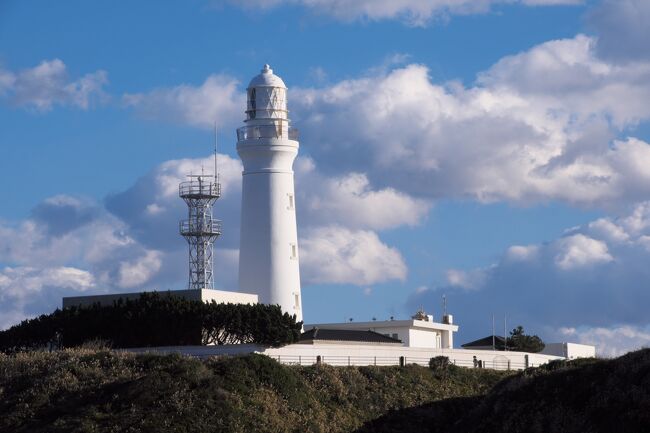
xmin=0 ymin=293 xmax=302 ymax=353
xmin=507 ymin=325 xmax=545 ymax=353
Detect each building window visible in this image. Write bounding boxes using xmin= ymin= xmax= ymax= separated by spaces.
xmin=287 ymin=193 xmax=294 ymax=210
xmin=391 ymin=333 xmax=398 ymax=340
xmin=294 ymin=293 xmax=300 ymax=310
xmin=290 ymin=243 xmax=297 ymax=259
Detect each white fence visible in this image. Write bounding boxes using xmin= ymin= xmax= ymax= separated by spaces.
xmin=265 ymin=353 xmax=531 ymax=370
xmin=125 ymin=344 xmax=562 ymax=371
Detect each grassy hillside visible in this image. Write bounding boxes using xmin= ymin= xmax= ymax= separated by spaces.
xmin=356 ymin=349 xmax=650 ymax=433
xmin=0 ymin=349 xmax=507 ymax=433
xmin=2 ymin=349 xmax=648 ymax=433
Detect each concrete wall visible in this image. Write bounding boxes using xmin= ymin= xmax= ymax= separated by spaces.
xmin=123 ymin=343 xmax=563 ymax=371
xmin=542 ymin=342 xmax=596 ymax=359
xmin=63 ymin=289 xmax=258 ymax=309
xmin=408 ymin=328 xmax=441 ymax=349
xmin=305 ymin=319 xmax=458 ymax=349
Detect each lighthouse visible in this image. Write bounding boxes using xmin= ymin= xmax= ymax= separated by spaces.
xmin=237 ymin=64 xmax=303 ymax=322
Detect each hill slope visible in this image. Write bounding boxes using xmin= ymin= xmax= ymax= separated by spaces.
xmin=356 ymin=349 xmax=650 ymax=433
xmin=0 ymin=349 xmax=506 ymax=433
xmin=2 ymin=349 xmax=648 ymax=432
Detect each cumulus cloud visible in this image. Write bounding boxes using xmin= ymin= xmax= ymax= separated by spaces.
xmin=299 ymin=226 xmax=407 ymax=285
xmin=554 ymin=234 xmax=613 ymax=270
xmin=409 ymin=202 xmax=650 ymax=350
xmin=122 ymin=74 xmax=244 ymax=129
xmin=295 ymin=157 xmax=430 ymax=230
xmin=558 ymin=325 xmax=650 ymax=358
xmin=445 ymin=268 xmax=489 ymax=290
xmin=228 ymin=0 xmax=581 ymax=26
xmin=289 ymin=35 xmax=650 ymax=208
xmin=0 ymin=59 xmax=108 ymax=111
xmin=117 ymin=250 xmax=163 ymax=289
xmin=588 ymin=0 xmax=650 ymax=62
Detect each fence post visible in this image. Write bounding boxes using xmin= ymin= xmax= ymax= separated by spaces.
xmin=348 ymin=356 xmax=351 ymax=366
xmin=299 ymin=355 xmax=301 ymax=365
xmin=278 ymin=355 xmax=281 ymax=363
xmin=316 ymin=355 xmax=322 ymax=365
xmin=399 ymin=356 xmax=405 ymax=367
xmin=374 ymin=356 xmax=377 ymax=366
xmin=507 ymin=359 xmax=511 ymax=370
xmin=524 ymin=354 xmax=529 ymax=369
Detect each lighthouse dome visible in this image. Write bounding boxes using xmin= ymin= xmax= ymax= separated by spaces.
xmin=248 ymin=64 xmax=286 ymax=89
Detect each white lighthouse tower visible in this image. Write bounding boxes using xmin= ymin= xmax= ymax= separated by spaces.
xmin=237 ymin=64 xmax=302 ymax=322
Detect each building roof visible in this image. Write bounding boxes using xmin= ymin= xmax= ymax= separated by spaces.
xmin=300 ymin=328 xmax=402 ymax=344
xmin=248 ymin=64 xmax=287 ymax=89
xmin=461 ymin=335 xmax=507 ymax=349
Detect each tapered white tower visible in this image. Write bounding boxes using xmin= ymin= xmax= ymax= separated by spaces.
xmin=237 ymin=64 xmax=302 ymax=322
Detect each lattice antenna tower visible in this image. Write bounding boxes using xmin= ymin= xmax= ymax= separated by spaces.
xmin=179 ymin=125 xmax=222 ymax=290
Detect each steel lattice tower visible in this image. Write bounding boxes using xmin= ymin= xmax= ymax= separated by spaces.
xmin=179 ymin=174 xmax=221 ymax=290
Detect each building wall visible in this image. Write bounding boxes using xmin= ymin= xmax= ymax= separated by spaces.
xmin=63 ymin=289 xmax=258 ymax=309
xmin=408 ymin=328 xmax=441 ymax=349
xmin=305 ymin=320 xmax=458 ymax=349
xmin=124 ymin=343 xmax=564 ymax=371
xmin=542 ymin=342 xmax=596 ymax=359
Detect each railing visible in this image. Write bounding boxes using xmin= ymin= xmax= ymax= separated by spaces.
xmin=237 ymin=124 xmax=299 ymax=141
xmin=265 ymin=354 xmax=531 ymax=371
xmin=179 ymin=219 xmax=222 ymax=236
xmin=179 ymin=181 xmax=221 ymax=198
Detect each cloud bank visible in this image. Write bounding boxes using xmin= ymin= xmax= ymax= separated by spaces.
xmin=0 ymin=59 xmax=108 ymax=111
xmin=227 ymin=0 xmax=582 ymax=26
xmin=409 ymin=202 xmax=650 ymax=356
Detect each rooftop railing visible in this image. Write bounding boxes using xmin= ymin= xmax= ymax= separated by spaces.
xmin=179 ymin=180 xmax=221 ymax=198
xmin=237 ymin=124 xmax=299 ymax=141
xmin=179 ymin=219 xmax=222 ymax=236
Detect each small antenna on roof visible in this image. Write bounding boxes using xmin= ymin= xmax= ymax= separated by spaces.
xmin=214 ymin=120 xmax=218 ymax=180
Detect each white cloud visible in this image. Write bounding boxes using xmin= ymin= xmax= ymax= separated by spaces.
xmin=228 ymin=0 xmax=581 ymax=26
xmin=554 ymin=234 xmax=613 ymax=270
xmin=445 ymin=268 xmax=488 ymax=290
xmin=588 ymin=0 xmax=650 ymax=62
xmin=289 ymin=36 xmax=650 ymax=208
xmin=296 ymin=158 xmax=430 ymax=230
xmin=117 ymin=250 xmax=163 ymax=289
xmin=123 ymin=74 xmax=243 ymax=129
xmin=505 ymin=245 xmax=540 ymax=262
xmin=0 ymin=59 xmax=108 ymax=111
xmin=409 ymin=202 xmax=650 ymax=349
xmin=559 ymin=325 xmax=650 ymax=358
xmin=300 ymin=226 xmax=407 ymax=285
xmin=0 ymin=266 xmax=95 ymax=299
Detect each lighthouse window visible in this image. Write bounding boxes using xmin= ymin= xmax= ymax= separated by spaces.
xmin=290 ymin=243 xmax=297 ymax=259
xmin=248 ymin=88 xmax=256 ymax=119
xmin=287 ymin=193 xmax=294 ymax=210
xmin=295 ymin=294 xmax=300 ymax=310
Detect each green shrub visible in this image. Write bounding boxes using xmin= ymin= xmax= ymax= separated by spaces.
xmin=428 ymin=356 xmax=450 ymax=370
xmin=0 ymin=293 xmax=302 ymax=352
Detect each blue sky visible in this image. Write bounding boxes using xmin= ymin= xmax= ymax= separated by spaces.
xmin=2 ymin=0 xmax=650 ymax=356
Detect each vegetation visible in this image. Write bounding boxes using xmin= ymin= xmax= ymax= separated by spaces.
xmin=0 ymin=349 xmax=507 ymax=433
xmin=357 ymin=349 xmax=650 ymax=433
xmin=507 ymin=325 xmax=545 ymax=353
xmin=0 ymin=293 xmax=302 ymax=352
xmin=1 ymin=348 xmax=648 ymax=432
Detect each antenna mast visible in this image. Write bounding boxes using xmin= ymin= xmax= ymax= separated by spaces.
xmin=214 ymin=121 xmax=218 ymax=182
xmin=178 ymin=130 xmax=222 ymax=290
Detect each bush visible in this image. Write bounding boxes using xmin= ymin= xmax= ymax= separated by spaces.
xmin=0 ymin=293 xmax=302 ymax=352
xmin=429 ymin=356 xmax=450 ymax=370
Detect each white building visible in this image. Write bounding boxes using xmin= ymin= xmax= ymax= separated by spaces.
xmin=237 ymin=64 xmax=303 ymax=322
xmin=541 ymin=342 xmax=596 ymax=359
xmin=305 ymin=313 xmax=458 ymax=349
xmin=63 ymin=289 xmax=257 ymax=309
